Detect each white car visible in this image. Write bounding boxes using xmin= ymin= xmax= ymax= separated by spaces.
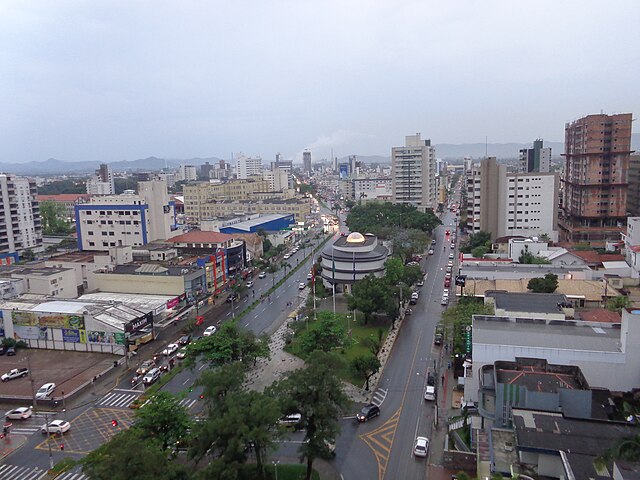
xmin=443 ymin=289 xmax=450 ymax=297
xmin=411 ymin=292 xmax=419 ymax=300
xmin=5 ymin=406 xmax=33 ymax=420
xmin=203 ymin=325 xmax=217 ymax=337
xmin=428 ymin=249 xmax=434 ymax=255
xmin=441 ymin=296 xmax=449 ymax=306
xmin=299 ymin=282 xmax=306 ymax=290
xmin=414 ymin=436 xmax=429 ymax=457
xmin=36 ymin=383 xmax=56 ymax=400
xmin=162 ymin=343 xmax=179 ymax=356
xmin=449 ymin=253 xmax=455 ymax=260
xmin=283 ymin=254 xmax=291 ymax=259
xmin=246 ymin=280 xmax=254 ymax=288
xmin=41 ymin=419 xmax=71 ymax=434
xmin=258 ymin=272 xmax=266 ymax=279
xmin=307 ymin=273 xmax=313 ymax=281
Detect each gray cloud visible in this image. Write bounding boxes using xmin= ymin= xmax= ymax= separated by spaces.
xmin=0 ymin=0 xmax=638 ymax=163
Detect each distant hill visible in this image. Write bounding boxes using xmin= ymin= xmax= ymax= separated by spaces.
xmin=1 ymin=133 xmax=638 ymax=174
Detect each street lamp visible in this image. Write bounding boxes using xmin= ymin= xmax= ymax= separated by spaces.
xmin=272 ymin=460 xmax=280 ymax=480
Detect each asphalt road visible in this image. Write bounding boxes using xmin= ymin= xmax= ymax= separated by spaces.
xmin=336 ymin=212 xmax=457 ymax=480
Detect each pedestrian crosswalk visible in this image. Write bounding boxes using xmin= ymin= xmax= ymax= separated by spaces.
xmin=177 ymin=398 xmax=198 ymax=410
xmin=0 ymin=464 xmax=47 ymax=480
xmin=54 ymin=468 xmax=89 ymax=480
xmin=97 ymin=389 xmax=141 ymax=408
xmin=8 ymin=425 xmax=41 ymax=435
xmin=371 ymin=388 xmax=388 ymax=407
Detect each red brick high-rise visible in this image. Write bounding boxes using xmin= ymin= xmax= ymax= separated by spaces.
xmin=559 ymin=113 xmax=634 ymax=244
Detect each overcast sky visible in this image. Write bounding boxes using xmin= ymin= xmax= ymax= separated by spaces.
xmin=1 ymin=1 xmax=638 ymax=163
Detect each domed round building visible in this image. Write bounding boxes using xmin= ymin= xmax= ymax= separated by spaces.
xmin=319 ymin=232 xmax=389 ymax=292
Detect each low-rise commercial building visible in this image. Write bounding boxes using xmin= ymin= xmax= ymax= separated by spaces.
xmin=0 ymin=265 xmax=77 ymax=299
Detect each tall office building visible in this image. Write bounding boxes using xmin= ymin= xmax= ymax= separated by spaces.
xmin=178 ymin=165 xmax=197 ymax=182
xmin=520 ymin=139 xmax=551 ymax=173
xmin=86 ymin=163 xmax=115 ymax=195
xmin=236 ymin=153 xmax=263 ymax=179
xmin=466 ymin=158 xmax=559 ymax=240
xmin=391 ymin=133 xmax=436 ymax=212
xmin=303 ymin=150 xmax=312 ymax=174
xmin=0 ymin=174 xmax=42 ymax=263
xmin=559 ymin=113 xmax=633 ymax=243
xmin=270 ymin=159 xmax=293 ymax=189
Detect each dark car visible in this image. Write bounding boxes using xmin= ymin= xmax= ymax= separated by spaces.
xmin=6 ymin=347 xmax=15 ymax=356
xmin=178 ymin=335 xmax=192 ymax=346
xmin=356 ymin=404 xmax=380 ymax=422
xmin=226 ymin=292 xmax=239 ymax=303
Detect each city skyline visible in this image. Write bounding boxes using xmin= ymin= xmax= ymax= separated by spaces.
xmin=1 ymin=1 xmax=638 ymax=163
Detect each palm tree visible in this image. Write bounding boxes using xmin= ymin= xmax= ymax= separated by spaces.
xmin=595 ymin=433 xmax=640 ymax=469
xmin=266 ymin=263 xmax=279 ymax=288
xmin=280 ymin=261 xmax=291 ymax=278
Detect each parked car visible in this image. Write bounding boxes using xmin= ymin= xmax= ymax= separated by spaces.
xmin=431 ymin=239 xmax=436 ymax=245
xmin=143 ymin=368 xmax=161 ymax=385
xmin=246 ymin=281 xmax=254 ymax=288
xmin=258 ymin=272 xmax=266 ymax=279
xmin=41 ymin=419 xmax=70 ymax=434
xmin=417 ymin=278 xmax=425 ymax=287
xmin=162 ymin=343 xmax=179 ymax=356
xmin=136 ymin=360 xmax=155 ymax=375
xmin=443 ymin=289 xmax=449 ymax=297
xmin=307 ymin=273 xmax=313 ymax=281
xmin=5 ymin=406 xmax=32 ymax=420
xmin=449 ymin=253 xmax=454 ymax=260
xmin=2 ymin=368 xmax=29 ymax=382
xmin=444 ymin=278 xmax=451 ymax=288
xmin=283 ymin=253 xmax=291 ymax=259
xmin=428 ymin=249 xmax=434 ymax=255
xmin=414 ymin=436 xmax=430 ymax=457
xmin=6 ymin=346 xmax=15 ymax=356
xmin=226 ymin=292 xmax=239 ymax=303
xmin=203 ymin=325 xmax=218 ymax=337
xmin=178 ymin=335 xmax=192 ymax=346
xmin=35 ymin=383 xmax=56 ymax=400
xmin=450 ymin=243 xmax=455 ymax=249
xmin=441 ymin=296 xmax=449 ymax=306
xmin=299 ymin=282 xmax=306 ymax=290
xmin=356 ymin=404 xmax=380 ymax=422
xmin=279 ymin=413 xmax=303 ymax=430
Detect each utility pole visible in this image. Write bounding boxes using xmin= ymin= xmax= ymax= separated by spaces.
xmin=44 ymin=412 xmax=54 ymax=470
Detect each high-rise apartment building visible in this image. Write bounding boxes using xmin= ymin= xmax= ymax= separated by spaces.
xmin=559 ymin=113 xmax=633 ymax=243
xmin=627 ymin=154 xmax=640 ymax=217
xmin=178 ymin=165 xmax=197 ymax=182
xmin=263 ymin=168 xmax=290 ymax=193
xmin=86 ymin=163 xmax=115 ymax=195
xmin=236 ymin=153 xmax=263 ymax=179
xmin=466 ymin=157 xmax=559 ymax=240
xmin=303 ymin=150 xmax=312 ymax=174
xmin=391 ymin=133 xmax=436 ymax=212
xmin=520 ymin=139 xmax=551 ymax=173
xmin=271 ymin=159 xmax=293 ymax=188
xmin=0 ymin=174 xmax=42 ymax=263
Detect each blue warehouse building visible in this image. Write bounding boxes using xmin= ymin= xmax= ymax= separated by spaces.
xmin=219 ymin=214 xmax=295 ymax=234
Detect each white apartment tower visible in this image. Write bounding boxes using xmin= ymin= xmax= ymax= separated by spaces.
xmin=86 ymin=163 xmax=115 ymax=195
xmin=76 ymin=179 xmax=178 ymax=251
xmin=0 ymin=174 xmax=42 ymax=263
xmin=236 ymin=153 xmax=263 ymax=179
xmin=466 ymin=157 xmax=559 ymax=241
xmin=263 ymin=168 xmax=290 ymax=192
xmin=178 ymin=165 xmax=197 ymax=182
xmin=391 ymin=133 xmax=437 ymax=212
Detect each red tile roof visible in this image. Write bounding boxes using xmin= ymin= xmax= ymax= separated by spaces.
xmin=167 ymin=231 xmax=235 ymax=244
xmin=579 ymin=309 xmax=621 ymax=323
xmin=38 ymin=194 xmax=90 ymax=202
xmin=631 ymin=245 xmax=640 ymax=253
xmin=569 ymin=249 xmax=625 ymax=265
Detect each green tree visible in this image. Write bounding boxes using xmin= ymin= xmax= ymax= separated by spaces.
xmin=191 ymin=363 xmax=281 ymax=479
xmin=114 ymin=177 xmax=139 ymax=194
xmin=298 ymin=313 xmax=346 ymax=355
xmin=134 ymin=391 xmax=191 ymax=451
xmin=362 ymin=329 xmax=385 ymax=356
xmin=472 ymin=246 xmax=489 ymax=258
xmin=20 ymin=249 xmax=36 ymax=262
xmin=345 ymin=202 xmax=440 ymax=240
xmin=82 ymin=428 xmax=186 ymax=480
xmin=460 ymin=230 xmax=491 ymax=254
xmin=391 ymin=228 xmax=429 ymax=264
xmin=607 ymin=295 xmax=631 ymax=313
xmin=350 ymin=354 xmax=381 ymax=391
xmin=266 ymin=262 xmax=279 ymax=287
xmin=347 ymin=274 xmax=393 ymax=324
xmin=274 ymin=351 xmax=351 ymax=480
xmin=38 ymin=179 xmax=87 ymax=195
xmin=527 ymin=273 xmax=559 ymax=293
xmin=187 ymin=323 xmax=269 ymax=367
xmin=40 ymin=200 xmax=73 ymax=235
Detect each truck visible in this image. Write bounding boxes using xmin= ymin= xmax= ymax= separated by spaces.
xmin=1 ymin=368 xmax=29 ymax=382
xmin=424 ymin=373 xmax=436 ymax=401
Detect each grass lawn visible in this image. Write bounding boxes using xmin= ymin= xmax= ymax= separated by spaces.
xmin=285 ymin=311 xmax=389 ymax=388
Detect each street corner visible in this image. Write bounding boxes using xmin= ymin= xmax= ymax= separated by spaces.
xmin=0 ymin=433 xmax=28 ymax=460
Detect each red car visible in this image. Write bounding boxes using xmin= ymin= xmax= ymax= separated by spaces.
xmin=195 ymin=315 xmax=204 ymax=326
xmin=444 ymin=278 xmax=451 ymax=288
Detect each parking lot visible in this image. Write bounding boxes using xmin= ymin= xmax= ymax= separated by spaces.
xmin=0 ymin=348 xmax=119 ymax=402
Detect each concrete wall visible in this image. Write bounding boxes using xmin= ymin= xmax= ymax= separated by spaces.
xmin=89 ymin=272 xmax=185 ymax=295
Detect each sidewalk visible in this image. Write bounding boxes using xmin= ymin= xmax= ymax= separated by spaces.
xmin=0 ymin=434 xmax=28 ymax=461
